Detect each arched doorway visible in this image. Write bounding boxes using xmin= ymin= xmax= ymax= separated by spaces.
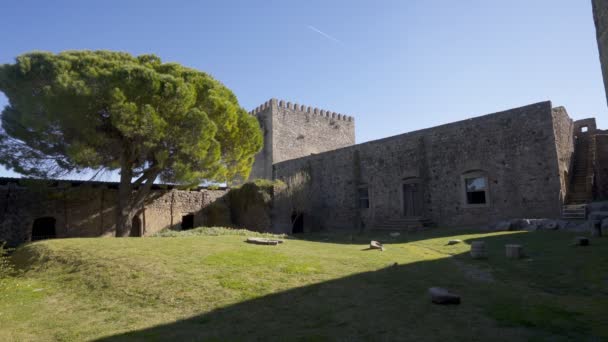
xmin=130 ymin=216 xmax=142 ymax=237
xmin=31 ymin=217 xmax=56 ymax=241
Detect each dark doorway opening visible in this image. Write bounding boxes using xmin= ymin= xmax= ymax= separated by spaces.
xmin=403 ymin=182 xmax=422 ymax=217
xmin=291 ymin=212 xmax=304 ymax=234
xmin=130 ymin=216 xmax=142 ymax=237
xmin=31 ymin=217 xmax=56 ymax=241
xmin=181 ymin=214 xmax=195 ymax=230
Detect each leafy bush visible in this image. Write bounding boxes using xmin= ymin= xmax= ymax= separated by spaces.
xmin=0 ymin=242 xmax=15 ymax=278
xmin=154 ymin=226 xmax=286 ymax=238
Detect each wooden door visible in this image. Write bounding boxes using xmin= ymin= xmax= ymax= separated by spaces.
xmin=403 ymin=183 xmax=422 ymax=217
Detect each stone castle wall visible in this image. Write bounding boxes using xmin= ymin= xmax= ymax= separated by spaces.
xmin=0 ymin=180 xmax=230 ymax=246
xmin=249 ymin=99 xmax=355 ymax=179
xmin=273 ymin=101 xmax=565 ymax=231
xmin=595 ymin=132 xmax=608 ymax=200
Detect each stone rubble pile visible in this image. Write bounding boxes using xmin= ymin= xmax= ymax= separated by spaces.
xmin=481 ymin=216 xmax=608 ymax=234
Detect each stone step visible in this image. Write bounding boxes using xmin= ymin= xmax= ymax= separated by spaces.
xmin=373 ymin=218 xmax=431 ymax=231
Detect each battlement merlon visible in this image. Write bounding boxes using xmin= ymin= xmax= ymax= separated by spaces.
xmin=248 ymin=98 xmax=355 ymax=122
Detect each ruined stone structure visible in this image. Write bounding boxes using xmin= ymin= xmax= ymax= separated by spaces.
xmin=249 ymin=99 xmax=355 ymax=180
xmin=593 ymin=0 xmax=608 ymax=105
xmin=3 ymin=97 xmax=608 ymax=244
xmin=260 ymin=100 xmax=608 ymax=233
xmin=0 ymin=179 xmax=234 ymax=246
xmin=0 ymin=176 xmax=281 ymax=246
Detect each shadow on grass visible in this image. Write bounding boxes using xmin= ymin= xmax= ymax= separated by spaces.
xmin=94 ymin=230 xmax=605 ymax=341
xmin=288 ymin=227 xmax=477 ymax=245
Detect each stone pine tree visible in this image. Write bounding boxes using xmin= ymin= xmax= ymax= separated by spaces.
xmin=0 ymin=51 xmax=263 ymax=236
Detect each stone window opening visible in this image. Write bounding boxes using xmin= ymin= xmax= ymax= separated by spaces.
xmin=358 ymin=185 xmax=370 ymax=209
xmin=461 ymin=171 xmax=490 ymax=207
xmin=181 ymin=214 xmax=195 ymax=230
xmin=581 ymin=126 xmax=588 ymax=133
xmin=31 ymin=217 xmax=56 ymax=241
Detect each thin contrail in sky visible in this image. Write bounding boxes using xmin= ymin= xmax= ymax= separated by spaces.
xmin=307 ymin=25 xmax=342 ymax=44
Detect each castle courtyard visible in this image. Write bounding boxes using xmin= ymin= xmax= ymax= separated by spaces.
xmin=1 ymin=228 xmax=608 ymax=341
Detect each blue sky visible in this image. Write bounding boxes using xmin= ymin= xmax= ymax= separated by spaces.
xmin=0 ymin=0 xmax=605 ymax=179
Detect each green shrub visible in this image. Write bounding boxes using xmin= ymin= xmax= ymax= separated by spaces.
xmin=0 ymin=242 xmax=15 ymax=278
xmin=154 ymin=226 xmax=286 ymax=238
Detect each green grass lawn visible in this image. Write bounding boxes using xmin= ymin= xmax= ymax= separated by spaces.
xmin=1 ymin=228 xmax=608 ymax=341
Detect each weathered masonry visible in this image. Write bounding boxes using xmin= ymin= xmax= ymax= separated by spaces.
xmin=0 ymin=179 xmax=233 ymax=246
xmin=266 ymin=101 xmax=608 ymax=232
xmin=3 ymin=99 xmax=607 ymax=243
xmin=249 ymin=98 xmax=355 ymax=180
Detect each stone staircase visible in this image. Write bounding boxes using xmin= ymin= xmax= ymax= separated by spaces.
xmin=561 ymin=204 xmax=587 ymax=220
xmin=565 ymin=134 xmax=594 ymax=204
xmin=373 ymin=217 xmax=431 ymax=231
xmin=562 ymin=133 xmax=596 ymax=220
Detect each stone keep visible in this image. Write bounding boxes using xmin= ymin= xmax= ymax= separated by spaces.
xmin=248 ymin=99 xmax=355 ymax=180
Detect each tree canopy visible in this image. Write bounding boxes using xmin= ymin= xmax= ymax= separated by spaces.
xmin=0 ymin=50 xmax=263 ymax=235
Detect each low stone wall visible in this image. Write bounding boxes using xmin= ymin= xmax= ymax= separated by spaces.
xmin=0 ymin=177 xmax=282 ymax=246
xmin=0 ymin=179 xmax=231 ymax=246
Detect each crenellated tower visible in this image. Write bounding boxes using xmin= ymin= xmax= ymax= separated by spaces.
xmin=248 ymin=98 xmax=356 ymax=180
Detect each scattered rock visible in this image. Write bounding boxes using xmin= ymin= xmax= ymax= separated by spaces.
xmin=588 ymin=201 xmax=608 ymax=212
xmin=574 ymin=236 xmax=590 ymax=246
xmin=538 ymin=219 xmax=557 ymax=230
xmin=505 ymin=244 xmax=523 ymax=259
xmin=590 ymin=220 xmax=603 ymax=237
xmin=370 ymin=240 xmax=385 ymax=251
xmin=509 ymin=218 xmax=532 ymax=231
xmin=556 ymin=220 xmax=569 ymax=230
xmin=429 ymin=287 xmax=461 ymax=305
xmin=589 ymin=211 xmax=608 ymax=221
xmin=245 ymin=237 xmax=284 ymax=245
xmin=470 ymin=241 xmax=487 ymax=259
xmin=495 ymin=220 xmax=512 ymax=231
xmin=389 ymin=232 xmax=401 ymax=237
xmin=447 ymin=239 xmax=462 ymax=245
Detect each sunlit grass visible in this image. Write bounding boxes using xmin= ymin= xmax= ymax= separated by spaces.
xmin=1 ymin=228 xmax=607 ymax=341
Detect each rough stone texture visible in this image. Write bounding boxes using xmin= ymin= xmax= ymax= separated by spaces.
xmin=593 ymin=0 xmax=608 ymax=105
xmin=249 ymin=99 xmax=355 ymax=180
xmin=273 ymin=102 xmax=566 ymax=230
xmin=429 ymin=287 xmax=461 ymax=305
xmin=0 ymin=179 xmax=232 ymax=246
xmin=551 ymin=107 xmax=575 ymax=202
xmin=595 ymin=133 xmax=608 ymax=200
xmin=505 ymin=244 xmax=523 ymax=259
xmin=470 ymin=241 xmax=487 ymax=259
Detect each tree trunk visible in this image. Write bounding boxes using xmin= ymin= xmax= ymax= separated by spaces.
xmin=115 ymin=158 xmax=134 ymax=237
xmin=114 ymin=153 xmax=159 ymax=237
